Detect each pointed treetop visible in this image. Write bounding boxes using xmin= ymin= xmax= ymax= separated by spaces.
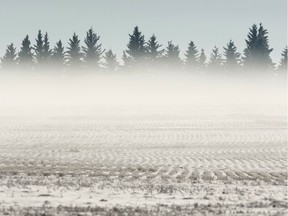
xmin=82 ymin=28 xmax=104 ymax=68
xmin=146 ymin=34 xmax=164 ymax=61
xmin=43 ymin=32 xmax=52 ymax=60
xmin=126 ymin=26 xmax=146 ymax=66
xmin=66 ymin=32 xmax=83 ymax=67
xmin=199 ymin=48 xmax=207 ymax=66
xmin=51 ymin=40 xmax=65 ymax=67
xmin=1 ymin=43 xmax=17 ymax=68
xmin=185 ymin=41 xmax=199 ymax=66
xmin=165 ymin=41 xmax=181 ymax=67
xmin=208 ymin=46 xmax=222 ymax=69
xmin=34 ymin=30 xmax=44 ymax=63
xmin=18 ymin=35 xmax=34 ymax=65
xmin=223 ymin=40 xmax=241 ymax=69
xmin=104 ymin=49 xmax=118 ymax=71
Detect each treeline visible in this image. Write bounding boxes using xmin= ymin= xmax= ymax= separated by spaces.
xmin=0 ymin=23 xmax=287 ymax=76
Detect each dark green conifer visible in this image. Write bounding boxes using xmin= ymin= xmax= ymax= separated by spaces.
xmin=164 ymin=41 xmax=181 ymax=69
xmin=208 ymin=46 xmax=222 ymax=72
xmin=185 ymin=41 xmax=199 ymax=71
xmin=124 ymin=26 xmax=146 ymax=68
xmin=82 ymin=28 xmax=104 ymax=70
xmin=18 ymin=35 xmax=34 ymax=68
xmin=66 ymin=33 xmax=82 ymax=69
xmin=223 ymin=40 xmax=241 ymax=72
xmin=51 ymin=40 xmax=65 ymax=70
xmin=1 ymin=43 xmax=17 ymax=70
xmin=104 ymin=49 xmax=118 ymax=71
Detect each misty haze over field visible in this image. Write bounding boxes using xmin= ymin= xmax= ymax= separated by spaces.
xmin=0 ymin=72 xmax=286 ymax=110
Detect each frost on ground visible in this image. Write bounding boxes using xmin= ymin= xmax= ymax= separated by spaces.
xmin=0 ymin=106 xmax=287 ymax=215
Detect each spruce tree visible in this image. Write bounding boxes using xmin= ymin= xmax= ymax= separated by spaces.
xmin=199 ymin=49 xmax=207 ymax=71
xmin=223 ymin=40 xmax=241 ymax=72
xmin=146 ymin=34 xmax=163 ymax=62
xmin=185 ymin=41 xmax=199 ymax=71
xmin=51 ymin=40 xmax=65 ymax=69
xmin=243 ymin=23 xmax=273 ymax=71
xmin=165 ymin=41 xmax=181 ymax=69
xmin=104 ymin=49 xmax=118 ymax=71
xmin=66 ymin=33 xmax=82 ymax=69
xmin=256 ymin=23 xmax=273 ymax=69
xmin=124 ymin=26 xmax=146 ymax=68
xmin=18 ymin=35 xmax=34 ymax=68
xmin=1 ymin=43 xmax=17 ymax=70
xmin=122 ymin=51 xmax=132 ymax=70
xmin=34 ymin=30 xmax=44 ymax=64
xmin=243 ymin=24 xmax=258 ymax=68
xmin=208 ymin=46 xmax=222 ymax=71
xmin=82 ymin=28 xmax=104 ymax=70
xmin=278 ymin=47 xmax=287 ymax=72
xmin=43 ymin=32 xmax=52 ymax=63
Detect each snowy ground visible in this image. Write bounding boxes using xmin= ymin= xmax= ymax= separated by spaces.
xmin=0 ymin=106 xmax=287 ymax=215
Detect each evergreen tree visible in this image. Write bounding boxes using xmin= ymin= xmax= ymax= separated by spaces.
xmin=243 ymin=23 xmax=273 ymax=71
xmin=1 ymin=43 xmax=17 ymax=69
xmin=223 ymin=40 xmax=241 ymax=72
xmin=199 ymin=49 xmax=207 ymax=70
xmin=208 ymin=46 xmax=222 ymax=71
xmin=165 ymin=41 xmax=181 ymax=69
xmin=34 ymin=30 xmax=44 ymax=64
xmin=278 ymin=47 xmax=287 ymax=72
xmin=18 ymin=35 xmax=34 ymax=67
xmin=43 ymin=32 xmax=52 ymax=63
xmin=82 ymin=28 xmax=104 ymax=70
xmin=122 ymin=51 xmax=132 ymax=69
xmin=146 ymin=34 xmax=164 ymax=62
xmin=185 ymin=41 xmax=199 ymax=70
xmin=51 ymin=40 xmax=65 ymax=69
xmin=243 ymin=24 xmax=258 ymax=68
xmin=256 ymin=23 xmax=273 ymax=69
xmin=66 ymin=33 xmax=82 ymax=68
xmin=124 ymin=26 xmax=146 ymax=68
xmin=104 ymin=49 xmax=118 ymax=71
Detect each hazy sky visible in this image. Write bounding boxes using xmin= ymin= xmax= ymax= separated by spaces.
xmin=0 ymin=0 xmax=287 ymax=63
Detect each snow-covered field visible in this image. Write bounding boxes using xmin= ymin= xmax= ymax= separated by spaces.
xmin=0 ymin=106 xmax=287 ymax=215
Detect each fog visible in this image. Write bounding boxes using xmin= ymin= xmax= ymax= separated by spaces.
xmin=0 ymin=70 xmax=286 ymax=115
